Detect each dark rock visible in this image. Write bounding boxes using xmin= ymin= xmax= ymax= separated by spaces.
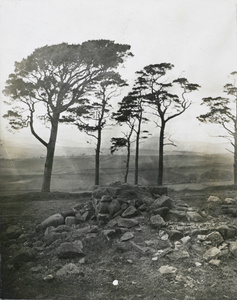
xmin=108 ymin=199 xmax=121 ymax=216
xmin=150 ymin=214 xmax=166 ymax=229
xmin=216 ymin=225 xmax=236 ymax=239
xmin=122 ymin=205 xmax=138 ymax=218
xmin=12 ymin=247 xmax=36 ymax=269
xmin=206 ymin=231 xmax=224 ymax=246
xmin=152 ymin=195 xmax=174 ymax=210
xmin=101 ymin=195 xmax=113 ymax=203
xmin=153 ymin=207 xmax=169 ymax=218
xmin=41 ymin=214 xmax=64 ymax=229
xmin=57 ymin=242 xmax=85 ymax=259
xmin=65 ymin=216 xmax=76 ymax=226
xmin=165 ymin=210 xmax=187 ymax=222
xmin=186 ymin=211 xmax=203 ymax=222
xmin=75 ymin=212 xmax=84 ymax=224
xmin=166 ymin=229 xmax=184 ymax=241
xmin=61 ymin=209 xmax=76 ymax=219
xmin=44 ymin=232 xmax=67 ymax=246
xmin=6 ymin=225 xmax=22 ymax=239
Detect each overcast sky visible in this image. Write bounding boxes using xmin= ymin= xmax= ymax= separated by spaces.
xmin=0 ymin=0 xmax=237 ymax=156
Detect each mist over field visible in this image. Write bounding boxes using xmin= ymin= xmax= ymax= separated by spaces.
xmin=0 ymin=148 xmax=233 ymax=194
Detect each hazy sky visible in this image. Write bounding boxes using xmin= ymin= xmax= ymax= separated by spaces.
xmin=0 ymin=0 xmax=237 ymax=155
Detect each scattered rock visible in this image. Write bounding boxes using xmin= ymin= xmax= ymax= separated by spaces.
xmin=56 ymin=263 xmax=81 ymax=276
xmin=150 ymin=214 xmax=166 ymax=229
xmin=6 ymin=225 xmax=22 ymax=239
xmin=167 ymin=249 xmax=190 ymax=260
xmin=186 ymin=211 xmax=203 ymax=222
xmin=12 ymin=247 xmax=36 ymax=269
xmin=165 ymin=210 xmax=187 ymax=222
xmin=117 ymin=218 xmax=139 ymax=228
xmin=207 ymin=196 xmax=222 ymax=203
xmin=224 ymin=198 xmax=236 ymax=204
xmin=57 ymin=242 xmax=85 ymax=259
xmin=229 ymin=241 xmax=237 ymax=258
xmin=209 ymin=259 xmax=221 ymax=266
xmin=166 ymin=229 xmax=184 ymax=241
xmin=41 ymin=214 xmax=64 ymax=230
xmin=61 ymin=209 xmax=76 ymax=219
xmin=120 ymin=232 xmax=134 ymax=242
xmin=122 ymin=205 xmax=138 ymax=218
xmin=203 ymin=247 xmax=221 ymax=261
xmin=65 ymin=216 xmax=76 ymax=226
xmin=158 ymin=265 xmax=177 ymax=274
xmin=216 ymin=225 xmax=236 ymax=239
xmin=206 ymin=231 xmax=224 ymax=246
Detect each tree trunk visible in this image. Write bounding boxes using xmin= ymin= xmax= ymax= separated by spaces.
xmin=234 ymin=98 xmax=237 ymax=185
xmin=125 ymin=141 xmax=131 ymax=183
xmin=41 ymin=114 xmax=60 ymax=192
xmin=157 ymin=122 xmax=165 ymax=186
xmin=134 ymin=118 xmax=142 ymax=185
xmin=95 ymin=128 xmax=102 ymax=186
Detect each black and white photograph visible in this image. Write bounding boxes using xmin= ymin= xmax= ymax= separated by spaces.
xmin=0 ymin=0 xmax=237 ymax=299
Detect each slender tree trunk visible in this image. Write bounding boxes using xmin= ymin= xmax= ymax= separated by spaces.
xmin=95 ymin=128 xmax=102 ymax=186
xmin=234 ymin=97 xmax=237 ymax=185
xmin=41 ymin=114 xmax=59 ymax=192
xmin=134 ymin=118 xmax=141 ymax=185
xmin=125 ymin=141 xmax=131 ymax=183
xmin=157 ymin=122 xmax=165 ymax=186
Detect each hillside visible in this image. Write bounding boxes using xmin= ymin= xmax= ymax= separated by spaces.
xmin=0 ymin=152 xmax=233 ymax=194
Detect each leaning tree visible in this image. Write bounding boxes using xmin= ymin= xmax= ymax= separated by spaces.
xmin=136 ymin=63 xmax=200 ymax=186
xmin=3 ymin=40 xmax=133 ymax=192
xmin=198 ymin=71 xmax=237 ymax=185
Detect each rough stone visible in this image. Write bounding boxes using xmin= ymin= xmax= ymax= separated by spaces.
xmin=56 ymin=263 xmax=81 ymax=276
xmin=166 ymin=229 xmax=184 ymax=241
xmin=150 ymin=214 xmax=166 ymax=229
xmin=44 ymin=232 xmax=66 ymax=246
xmin=203 ymin=247 xmax=221 ymax=261
xmin=117 ymin=218 xmax=139 ymax=228
xmin=153 ymin=207 xmax=169 ymax=218
xmin=158 ymin=265 xmax=177 ymax=274
xmin=165 ymin=209 xmax=187 ymax=222
xmin=120 ymin=232 xmax=134 ymax=242
xmin=61 ymin=209 xmax=76 ymax=219
xmin=224 ymin=198 xmax=236 ymax=204
xmin=75 ymin=213 xmax=84 ymax=224
xmin=108 ymin=199 xmax=121 ymax=216
xmin=152 ymin=195 xmax=174 ymax=209
xmin=12 ymin=247 xmax=36 ymax=269
xmin=6 ymin=225 xmax=22 ymax=239
xmin=167 ymin=249 xmax=190 ymax=260
xmin=207 ymin=196 xmax=222 ymax=203
xmin=122 ymin=205 xmax=138 ymax=218
xmin=206 ymin=231 xmax=224 ymax=246
xmin=209 ymin=259 xmax=221 ymax=266
xmin=57 ymin=242 xmax=85 ymax=259
xmin=41 ymin=214 xmax=64 ymax=229
xmin=186 ymin=211 xmax=203 ymax=222
xmin=65 ymin=216 xmax=76 ymax=226
xmin=101 ymin=195 xmax=112 ymax=202
xmin=216 ymin=225 xmax=236 ymax=240
xmin=229 ymin=241 xmax=237 ymax=258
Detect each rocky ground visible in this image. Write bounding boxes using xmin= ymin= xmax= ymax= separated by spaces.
xmin=0 ymin=182 xmax=237 ymax=300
